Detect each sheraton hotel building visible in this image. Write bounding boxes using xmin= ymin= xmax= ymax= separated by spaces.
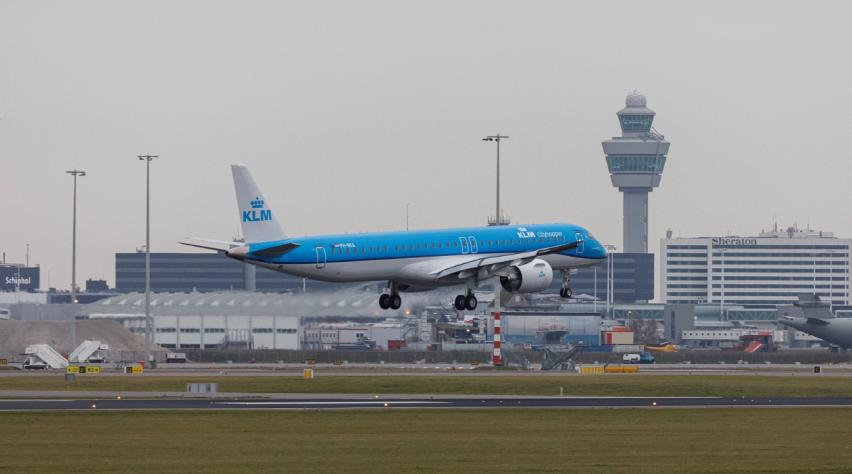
xmin=662 ymin=227 xmax=851 ymax=309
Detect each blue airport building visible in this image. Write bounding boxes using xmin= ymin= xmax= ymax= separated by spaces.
xmin=115 ymin=252 xmax=340 ymax=293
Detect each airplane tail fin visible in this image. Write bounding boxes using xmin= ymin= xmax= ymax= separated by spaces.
xmin=231 ymin=165 xmax=286 ymax=244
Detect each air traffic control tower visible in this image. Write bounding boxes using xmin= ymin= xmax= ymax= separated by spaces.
xmin=602 ymin=91 xmax=669 ymax=253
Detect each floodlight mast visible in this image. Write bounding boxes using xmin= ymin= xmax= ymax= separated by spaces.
xmin=138 ymin=154 xmax=159 ymax=366
xmin=482 ymin=134 xmax=510 ymax=226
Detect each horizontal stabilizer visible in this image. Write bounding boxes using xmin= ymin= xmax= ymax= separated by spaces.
xmin=179 ymin=238 xmax=242 ymax=253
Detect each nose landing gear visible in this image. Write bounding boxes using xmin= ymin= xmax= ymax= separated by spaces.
xmin=560 ymin=271 xmax=574 ymax=299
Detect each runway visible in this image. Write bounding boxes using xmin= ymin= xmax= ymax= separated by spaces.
xmin=4 ymin=396 xmax=852 ymax=411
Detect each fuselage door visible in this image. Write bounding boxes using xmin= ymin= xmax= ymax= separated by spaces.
xmin=459 ymin=237 xmax=470 ymax=254
xmin=575 ymin=232 xmax=585 ymax=254
xmin=315 ymin=246 xmax=327 ymax=269
xmin=467 ymin=236 xmax=478 ymax=254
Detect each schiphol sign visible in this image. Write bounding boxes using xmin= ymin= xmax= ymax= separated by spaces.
xmin=712 ymin=238 xmax=758 ymax=246
xmin=5 ymin=276 xmax=31 ymax=285
xmin=0 ymin=267 xmax=39 ymax=291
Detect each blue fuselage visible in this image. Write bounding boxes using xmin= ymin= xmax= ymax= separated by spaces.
xmin=234 ymin=223 xmax=607 ymax=287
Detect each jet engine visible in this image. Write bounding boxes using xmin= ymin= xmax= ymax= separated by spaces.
xmin=500 ymin=259 xmax=554 ymax=293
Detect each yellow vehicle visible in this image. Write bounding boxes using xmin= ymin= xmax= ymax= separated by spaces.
xmin=645 ymin=342 xmax=679 ymax=353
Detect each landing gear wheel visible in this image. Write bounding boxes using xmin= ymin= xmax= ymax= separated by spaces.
xmin=454 ymin=295 xmax=466 ymax=311
xmin=465 ymin=294 xmax=478 ymax=311
xmin=379 ymin=293 xmax=390 ymax=310
xmin=389 ymin=294 xmax=402 ymax=310
xmin=560 ymin=288 xmax=573 ymax=298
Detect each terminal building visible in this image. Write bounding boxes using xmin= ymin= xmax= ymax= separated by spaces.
xmin=661 ymin=227 xmax=851 ymax=308
xmin=115 ymin=251 xmax=340 ymax=293
xmin=551 ymin=253 xmax=653 ymax=303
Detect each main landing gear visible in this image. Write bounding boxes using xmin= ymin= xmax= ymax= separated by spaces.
xmin=559 ymin=287 xmax=573 ymax=298
xmin=379 ymin=281 xmax=402 ymax=310
xmin=453 ymin=292 xmax=477 ymax=311
xmin=379 ymin=293 xmax=401 ymax=310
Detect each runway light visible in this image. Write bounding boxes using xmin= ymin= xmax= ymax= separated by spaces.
xmin=91 ymin=404 xmax=97 ymax=409
xmin=652 ymin=402 xmax=657 ymax=406
xmin=383 ymin=403 xmax=389 ymax=407
xmin=116 ymin=396 xmax=122 ymax=400
xmin=374 ymin=395 xmax=379 ymax=399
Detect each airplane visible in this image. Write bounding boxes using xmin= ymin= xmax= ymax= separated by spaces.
xmin=182 ymin=165 xmax=607 ymax=311
xmin=779 ymin=295 xmax=852 ymax=349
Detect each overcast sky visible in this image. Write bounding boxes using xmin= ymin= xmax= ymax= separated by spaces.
xmin=2 ymin=1 xmax=851 ymax=294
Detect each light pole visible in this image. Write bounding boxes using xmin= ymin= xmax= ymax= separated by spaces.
xmin=719 ymin=247 xmax=726 ymax=320
xmin=482 ymin=134 xmax=509 ymax=225
xmin=406 ymin=203 xmax=411 ymax=231
xmin=66 ymin=170 xmax=86 ymax=304
xmin=605 ymin=244 xmax=617 ymax=318
xmin=138 ymin=155 xmax=158 ymax=365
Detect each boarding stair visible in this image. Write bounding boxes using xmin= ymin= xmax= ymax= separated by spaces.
xmin=541 ymin=344 xmax=584 ymax=371
xmin=69 ymin=340 xmax=109 ymax=363
xmin=23 ymin=344 xmax=69 ymax=369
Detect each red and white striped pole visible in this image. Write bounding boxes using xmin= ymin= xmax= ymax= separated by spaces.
xmin=492 ymin=311 xmax=503 ymax=366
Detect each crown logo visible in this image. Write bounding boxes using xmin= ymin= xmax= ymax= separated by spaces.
xmin=250 ymin=196 xmax=264 ymax=209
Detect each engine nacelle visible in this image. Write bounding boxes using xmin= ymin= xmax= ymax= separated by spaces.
xmin=500 ymin=259 xmax=554 ymax=293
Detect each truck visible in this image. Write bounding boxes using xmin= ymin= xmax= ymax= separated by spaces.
xmin=166 ymin=353 xmax=188 ymax=363
xmin=622 ymin=352 xmax=655 ymax=364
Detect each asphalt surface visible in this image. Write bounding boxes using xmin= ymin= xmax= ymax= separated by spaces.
xmin=4 ymin=396 xmax=852 ymax=411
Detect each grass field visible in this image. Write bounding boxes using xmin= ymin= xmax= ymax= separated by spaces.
xmin=2 ymin=408 xmax=852 ymax=473
xmin=3 ymin=374 xmax=852 ymax=397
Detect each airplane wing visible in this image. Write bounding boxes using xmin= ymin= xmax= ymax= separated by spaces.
xmin=432 ymin=240 xmax=582 ymax=281
xmin=806 ymin=317 xmax=830 ymax=326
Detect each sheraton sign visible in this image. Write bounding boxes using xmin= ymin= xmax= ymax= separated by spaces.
xmin=712 ymin=238 xmax=758 ymax=246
